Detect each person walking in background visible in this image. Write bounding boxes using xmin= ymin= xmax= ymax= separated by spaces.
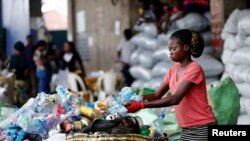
xmin=9 ymin=41 xmax=27 ymax=82
xmin=126 ymin=29 xmax=216 ymax=141
xmin=117 ymin=29 xmax=136 ymax=87
xmin=23 ymin=34 xmax=37 ymax=97
xmin=33 ymin=40 xmax=52 ymax=94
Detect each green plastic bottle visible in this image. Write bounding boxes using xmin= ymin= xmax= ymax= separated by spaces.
xmin=140 ymin=126 xmax=150 ymax=136
xmin=132 ymin=88 xmax=156 ymax=96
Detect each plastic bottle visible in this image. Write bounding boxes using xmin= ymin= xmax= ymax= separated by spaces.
xmin=105 ymin=95 xmax=117 ymax=107
xmin=140 ymin=126 xmax=150 ymax=136
xmin=151 ymin=112 xmax=165 ymax=133
xmin=0 ymin=98 xmax=37 ymax=129
xmin=107 ymin=104 xmax=127 ymax=116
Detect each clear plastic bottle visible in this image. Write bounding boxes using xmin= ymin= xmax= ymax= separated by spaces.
xmin=151 ymin=112 xmax=165 ymax=132
xmin=0 ymin=98 xmax=37 ymax=129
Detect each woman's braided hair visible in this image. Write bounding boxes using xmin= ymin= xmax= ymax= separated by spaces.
xmin=170 ymin=29 xmax=204 ymax=58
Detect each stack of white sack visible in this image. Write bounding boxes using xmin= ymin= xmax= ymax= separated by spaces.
xmin=130 ymin=23 xmax=161 ymax=89
xmin=130 ymin=12 xmax=223 ymax=89
xmin=175 ymin=12 xmax=209 ymax=31
xmin=220 ymin=9 xmax=250 ymax=125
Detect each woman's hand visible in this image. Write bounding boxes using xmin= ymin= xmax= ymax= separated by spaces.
xmin=126 ymin=100 xmax=145 ymax=113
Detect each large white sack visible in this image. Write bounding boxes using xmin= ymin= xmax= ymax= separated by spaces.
xmin=138 ymin=50 xmax=154 ymax=69
xmin=194 ymin=54 xmax=224 ymax=77
xmin=130 ymin=33 xmax=158 ymax=50
xmin=141 ymin=23 xmax=158 ymax=37
xmin=235 ymin=33 xmax=246 ymax=47
xmin=206 ymin=77 xmax=220 ymax=85
xmin=243 ymin=36 xmax=250 ymax=46
xmin=203 ymin=11 xmax=211 ymax=23
xmin=235 ymin=34 xmax=250 ymax=47
xmin=170 ymin=12 xmax=182 ymax=21
xmin=224 ymin=64 xmax=244 ymax=83
xmin=157 ymin=45 xmax=168 ymax=50
xmin=149 ymin=78 xmax=163 ymax=89
xmin=157 ymin=33 xmax=168 ymax=46
xmin=239 ymin=97 xmax=250 ymax=115
xmin=237 ymin=83 xmax=250 ymax=98
xmin=176 ymin=13 xmax=208 ymax=31
xmin=221 ymin=48 xmax=234 ymax=64
xmin=203 ymin=46 xmax=214 ymax=55
xmin=222 ymin=9 xmax=250 ymax=39
xmin=238 ymin=16 xmax=250 ymax=35
xmin=131 ymin=79 xmax=144 ymax=89
xmin=133 ymin=20 xmax=146 ymax=32
xmin=151 ymin=61 xmax=173 ymax=77
xmin=237 ymin=114 xmax=250 ymax=125
xmin=202 ymin=31 xmax=212 ymax=46
xmin=130 ymin=49 xmax=141 ymax=65
xmin=220 ymin=72 xmax=229 ymax=81
xmin=142 ymin=78 xmax=163 ymax=89
xmin=152 ymin=48 xmax=171 ymax=62
xmin=165 ymin=29 xmax=177 ymax=40
xmin=231 ymin=47 xmax=250 ymax=66
xmin=129 ymin=66 xmax=151 ymax=81
xmin=223 ymin=34 xmax=241 ymax=50
xmin=220 ymin=71 xmax=244 ymax=85
xmin=142 ymin=81 xmax=151 ymax=89
xmin=225 ymin=63 xmax=250 ymax=83
xmin=132 ymin=23 xmax=158 ymax=37
xmin=222 ymin=9 xmax=239 ymax=37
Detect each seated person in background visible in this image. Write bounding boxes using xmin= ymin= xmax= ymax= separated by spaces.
xmin=9 ymin=41 xmax=27 ymax=81
xmin=59 ymin=41 xmax=86 ymax=78
xmin=157 ymin=4 xmax=173 ymax=33
xmin=135 ymin=2 xmax=157 ymax=26
xmin=158 ymin=0 xmax=210 ymax=33
xmin=8 ymin=41 xmax=28 ymax=106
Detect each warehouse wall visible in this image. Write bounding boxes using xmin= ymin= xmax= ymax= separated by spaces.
xmin=68 ymin=0 xmax=131 ymax=73
xmin=223 ymin=0 xmax=247 ymax=20
xmin=210 ymin=0 xmax=247 ymax=58
xmin=2 ymin=0 xmax=30 ymax=55
xmin=129 ymin=0 xmax=140 ymax=29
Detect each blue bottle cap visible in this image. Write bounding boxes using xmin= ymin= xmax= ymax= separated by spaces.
xmin=159 ymin=112 xmax=165 ymax=119
xmin=85 ymin=103 xmax=95 ymax=109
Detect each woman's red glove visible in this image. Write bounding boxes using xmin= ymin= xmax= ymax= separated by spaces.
xmin=126 ymin=101 xmax=145 ymax=113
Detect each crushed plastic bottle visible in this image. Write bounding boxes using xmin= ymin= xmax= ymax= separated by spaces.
xmin=116 ymin=87 xmax=143 ymax=105
xmin=0 ymin=98 xmax=37 ymax=129
xmin=105 ymin=95 xmax=117 ymax=107
xmin=107 ymin=104 xmax=127 ymax=116
xmin=151 ymin=112 xmax=165 ymax=133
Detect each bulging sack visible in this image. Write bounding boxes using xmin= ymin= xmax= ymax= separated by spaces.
xmin=129 ymin=66 xmax=151 ymax=81
xmin=176 ymin=12 xmax=208 ymax=31
xmin=208 ymin=77 xmax=240 ymax=124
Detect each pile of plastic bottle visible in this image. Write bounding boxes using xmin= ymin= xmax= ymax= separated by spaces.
xmin=140 ymin=112 xmax=166 ymax=138
xmin=0 ymin=86 xmax=144 ymax=140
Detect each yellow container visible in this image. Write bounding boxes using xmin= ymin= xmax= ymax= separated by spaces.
xmin=80 ymin=105 xmax=94 ymax=118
